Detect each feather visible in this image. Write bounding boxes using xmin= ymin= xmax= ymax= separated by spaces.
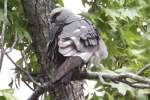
xmin=59 ymin=46 xmax=74 ymax=55
xmin=58 ymin=38 xmax=73 ymax=47
xmin=70 ymin=36 xmax=82 ymax=51
xmin=63 ymin=49 xmax=77 ymax=56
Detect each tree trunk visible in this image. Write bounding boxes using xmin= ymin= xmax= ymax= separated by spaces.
xmin=21 ymin=0 xmax=84 ymax=99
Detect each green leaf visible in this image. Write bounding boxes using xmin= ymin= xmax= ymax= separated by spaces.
xmin=56 ymin=0 xmax=64 ymax=6
xmin=110 ymin=82 xmax=135 ymax=96
xmin=104 ymin=92 xmax=114 ymax=100
xmin=136 ymin=93 xmax=149 ymax=100
xmin=16 ymin=58 xmax=23 ymax=67
xmin=91 ymin=95 xmax=99 ymax=100
xmin=0 ymin=96 xmax=6 ymax=100
xmin=0 ymin=89 xmax=17 ymax=100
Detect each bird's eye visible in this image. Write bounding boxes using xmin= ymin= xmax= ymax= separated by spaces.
xmin=51 ymin=13 xmax=61 ymax=23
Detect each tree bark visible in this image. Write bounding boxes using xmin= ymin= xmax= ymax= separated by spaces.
xmin=21 ymin=0 xmax=84 ymax=99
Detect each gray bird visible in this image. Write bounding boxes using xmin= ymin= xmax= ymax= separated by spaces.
xmin=48 ymin=7 xmax=108 ymax=83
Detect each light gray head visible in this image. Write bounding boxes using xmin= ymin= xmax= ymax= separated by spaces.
xmin=50 ymin=7 xmax=75 ymax=25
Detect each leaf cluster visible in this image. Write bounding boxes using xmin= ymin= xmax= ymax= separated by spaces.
xmin=81 ymin=0 xmax=150 ymax=99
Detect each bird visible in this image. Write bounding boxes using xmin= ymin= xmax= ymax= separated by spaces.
xmin=47 ymin=7 xmax=108 ymax=84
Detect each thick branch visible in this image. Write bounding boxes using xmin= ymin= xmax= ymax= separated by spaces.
xmin=53 ymin=56 xmax=83 ymax=83
xmin=21 ymin=0 xmax=54 ymax=81
xmin=28 ymin=82 xmax=54 ymax=100
xmin=21 ymin=1 xmax=84 ymax=100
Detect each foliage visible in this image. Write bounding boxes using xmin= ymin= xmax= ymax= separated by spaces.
xmin=0 ymin=0 xmax=40 ymax=75
xmin=81 ymin=0 xmax=150 ymax=99
xmin=0 ymin=0 xmax=150 ymax=100
xmin=0 ymin=89 xmax=17 ymax=100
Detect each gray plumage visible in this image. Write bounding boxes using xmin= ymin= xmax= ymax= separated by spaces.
xmin=50 ymin=7 xmax=108 ymax=65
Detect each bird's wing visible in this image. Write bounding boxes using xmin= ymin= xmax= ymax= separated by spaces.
xmin=58 ymin=19 xmax=108 ymax=65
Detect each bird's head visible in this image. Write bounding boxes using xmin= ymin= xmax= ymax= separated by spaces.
xmin=50 ymin=7 xmax=74 ymax=25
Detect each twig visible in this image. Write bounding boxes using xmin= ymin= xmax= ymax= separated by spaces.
xmin=4 ymin=50 xmax=42 ymax=87
xmin=137 ymin=63 xmax=150 ymax=75
xmin=5 ymin=51 xmax=26 ymax=73
xmin=0 ymin=40 xmax=4 ymax=71
xmin=21 ymin=50 xmax=42 ymax=87
xmin=5 ymin=33 xmax=18 ymax=53
xmin=28 ymin=82 xmax=54 ymax=100
xmin=23 ymin=81 xmax=34 ymax=91
xmin=0 ymin=0 xmax=8 ymax=70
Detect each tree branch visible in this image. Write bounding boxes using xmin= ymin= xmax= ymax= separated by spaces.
xmin=23 ymin=80 xmax=34 ymax=91
xmin=4 ymin=50 xmax=42 ymax=87
xmin=28 ymin=82 xmax=54 ymax=100
xmin=1 ymin=0 xmax=7 ymax=43
xmin=21 ymin=1 xmax=85 ymax=100
xmin=0 ymin=0 xmax=8 ymax=70
xmin=21 ymin=50 xmax=42 ymax=87
xmin=80 ymin=71 xmax=150 ymax=89
xmin=137 ymin=63 xmax=150 ymax=75
xmin=28 ymin=70 xmax=150 ymax=100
